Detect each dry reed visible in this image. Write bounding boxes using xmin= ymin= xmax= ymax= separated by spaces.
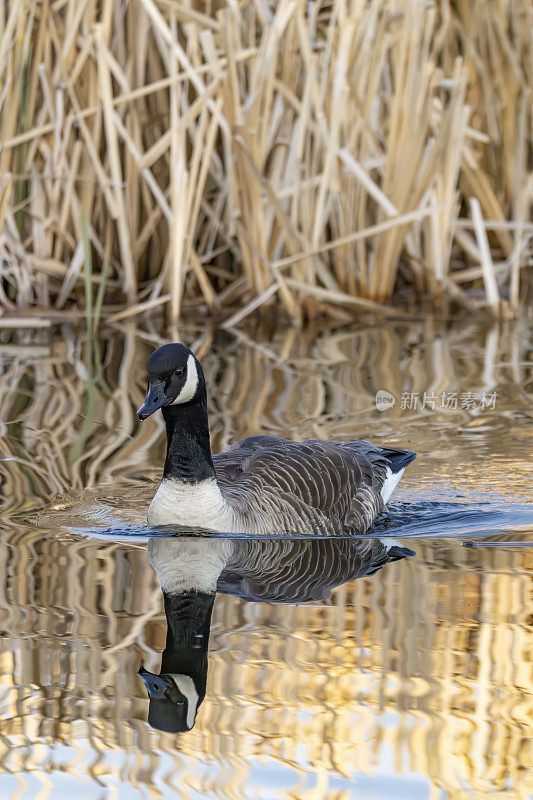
xmin=0 ymin=0 xmax=531 ymax=324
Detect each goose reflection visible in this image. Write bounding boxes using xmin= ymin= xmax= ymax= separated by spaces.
xmin=139 ymin=536 xmax=415 ymax=732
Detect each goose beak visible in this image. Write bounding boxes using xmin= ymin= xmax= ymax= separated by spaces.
xmin=137 ymin=379 xmax=167 ymax=420
xmin=137 ymin=666 xmax=175 ymax=698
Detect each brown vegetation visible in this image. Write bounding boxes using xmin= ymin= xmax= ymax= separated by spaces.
xmin=0 ymin=0 xmax=531 ymax=324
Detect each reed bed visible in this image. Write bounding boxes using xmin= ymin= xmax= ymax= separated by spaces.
xmin=0 ymin=0 xmax=531 ymax=324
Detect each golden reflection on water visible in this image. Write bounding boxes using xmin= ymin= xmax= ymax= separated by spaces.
xmin=0 ymin=316 xmax=532 ymax=799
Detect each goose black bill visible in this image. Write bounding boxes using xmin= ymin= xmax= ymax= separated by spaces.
xmin=137 ymin=379 xmax=168 ymax=420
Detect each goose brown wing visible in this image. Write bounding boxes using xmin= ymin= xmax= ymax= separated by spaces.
xmin=216 ymin=538 xmax=414 ymax=602
xmin=213 ymin=437 xmax=390 ymax=533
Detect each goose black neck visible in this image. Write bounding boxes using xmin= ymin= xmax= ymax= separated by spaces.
xmin=162 ymin=591 xmax=215 ymax=692
xmin=162 ymin=398 xmax=215 ymax=483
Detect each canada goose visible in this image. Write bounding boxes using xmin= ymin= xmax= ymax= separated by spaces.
xmin=137 ymin=343 xmax=415 ymax=533
xmin=139 ymin=535 xmax=415 ymax=732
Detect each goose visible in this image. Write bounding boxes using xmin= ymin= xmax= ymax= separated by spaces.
xmin=138 ymin=535 xmax=415 ymax=732
xmin=137 ymin=342 xmax=416 ymax=534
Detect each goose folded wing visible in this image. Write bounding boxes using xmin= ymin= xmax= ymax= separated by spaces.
xmin=213 ymin=438 xmax=390 ymax=534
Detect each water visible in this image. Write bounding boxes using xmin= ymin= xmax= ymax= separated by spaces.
xmin=1 ymin=315 xmax=532 ymax=799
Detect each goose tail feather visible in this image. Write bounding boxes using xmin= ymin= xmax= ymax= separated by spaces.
xmin=378 ymin=447 xmax=416 ymax=503
xmin=385 ymin=542 xmax=416 ymax=560
xmin=379 ymin=447 xmax=417 ymax=473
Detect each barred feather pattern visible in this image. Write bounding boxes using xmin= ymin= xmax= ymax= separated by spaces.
xmin=217 ymin=537 xmax=414 ymax=603
xmin=213 ymin=436 xmax=391 ymax=535
xmin=147 ymin=536 xmax=415 ymax=604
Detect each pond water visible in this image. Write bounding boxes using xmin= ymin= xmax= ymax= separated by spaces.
xmin=0 ymin=314 xmax=532 ymax=800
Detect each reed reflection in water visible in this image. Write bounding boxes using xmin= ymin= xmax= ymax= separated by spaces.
xmin=0 ymin=316 xmax=531 ymax=799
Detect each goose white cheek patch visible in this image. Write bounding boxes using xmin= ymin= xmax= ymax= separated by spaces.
xmin=169 ymin=674 xmax=199 ymax=729
xmin=172 ymin=353 xmax=199 ymax=404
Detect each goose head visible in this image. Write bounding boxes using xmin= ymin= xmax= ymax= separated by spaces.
xmin=137 ymin=343 xmax=205 ymax=420
xmin=137 ymin=667 xmax=200 ymax=733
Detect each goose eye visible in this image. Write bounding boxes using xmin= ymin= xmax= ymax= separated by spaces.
xmin=175 ymin=367 xmax=184 ymax=377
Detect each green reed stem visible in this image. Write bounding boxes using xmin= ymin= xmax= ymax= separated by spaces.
xmin=81 ymin=215 xmax=93 ymax=340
